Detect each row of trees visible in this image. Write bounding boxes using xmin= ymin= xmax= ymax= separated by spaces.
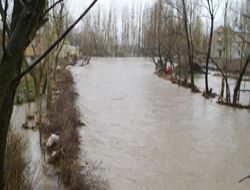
xmin=75 ymin=0 xmax=249 ymax=106
xmin=143 ymin=0 xmax=250 ymax=100
xmin=70 ymin=2 xmax=147 ymax=57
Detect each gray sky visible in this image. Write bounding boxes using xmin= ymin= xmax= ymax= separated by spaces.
xmin=67 ymin=0 xmax=242 ymax=30
xmin=68 ymin=0 xmax=156 ymax=19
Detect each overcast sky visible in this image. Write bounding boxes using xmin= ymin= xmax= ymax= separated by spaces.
xmin=67 ymin=0 xmax=156 ymax=19
xmin=67 ymin=0 xmax=241 ymax=29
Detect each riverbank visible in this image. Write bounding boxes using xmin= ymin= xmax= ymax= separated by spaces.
xmin=155 ymin=71 xmax=201 ymax=93
xmin=44 ymin=68 xmax=108 ymax=189
xmin=10 ymin=66 xmax=108 ymax=189
xmin=156 ymin=70 xmax=250 ymax=110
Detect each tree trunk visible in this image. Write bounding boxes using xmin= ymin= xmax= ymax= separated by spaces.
xmin=233 ymin=53 xmax=250 ymax=105
xmin=205 ymin=17 xmax=214 ymax=94
xmin=210 ymin=57 xmax=231 ymax=104
xmin=178 ymin=53 xmax=182 ymax=82
xmin=182 ymin=0 xmax=194 ymax=88
xmin=190 ymin=53 xmax=195 ymax=87
xmin=0 ymin=81 xmax=18 ymax=190
xmin=158 ymin=43 xmax=163 ymax=64
xmin=220 ymin=78 xmax=225 ymax=99
xmin=225 ymin=73 xmax=231 ymax=104
xmin=0 ymin=53 xmax=22 ymax=189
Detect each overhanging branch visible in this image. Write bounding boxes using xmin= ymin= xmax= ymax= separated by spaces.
xmin=42 ymin=0 xmax=64 ymax=17
xmin=239 ymin=173 xmax=250 ymax=183
xmin=17 ymin=0 xmax=98 ymax=80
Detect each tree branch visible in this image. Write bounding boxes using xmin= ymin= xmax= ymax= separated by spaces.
xmin=209 ymin=57 xmax=231 ymax=100
xmin=0 ymin=1 xmax=10 ymax=35
xmin=17 ymin=0 xmax=98 ymax=80
xmin=2 ymin=0 xmax=8 ymax=55
xmin=239 ymin=173 xmax=250 ymax=183
xmin=42 ymin=0 xmax=64 ymax=17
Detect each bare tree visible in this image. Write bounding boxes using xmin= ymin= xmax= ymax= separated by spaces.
xmin=202 ymin=0 xmax=221 ymax=95
xmin=233 ymin=0 xmax=250 ymax=105
xmin=165 ymin=0 xmax=198 ymax=88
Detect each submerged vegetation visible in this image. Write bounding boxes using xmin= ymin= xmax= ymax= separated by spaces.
xmin=5 ymin=131 xmax=38 ymax=190
xmin=45 ymin=69 xmax=108 ymax=189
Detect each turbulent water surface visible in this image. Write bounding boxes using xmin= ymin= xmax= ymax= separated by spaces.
xmin=71 ymin=57 xmax=250 ymax=190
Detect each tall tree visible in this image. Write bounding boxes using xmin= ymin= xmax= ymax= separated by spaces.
xmin=181 ymin=0 xmax=197 ymax=88
xmin=203 ymin=0 xmax=221 ymax=94
xmin=233 ymin=0 xmax=250 ymax=105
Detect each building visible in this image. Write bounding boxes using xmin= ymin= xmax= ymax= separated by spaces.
xmin=25 ymin=33 xmax=80 ymax=65
xmin=24 ymin=33 xmax=46 ymax=63
xmin=212 ymin=26 xmax=250 ymax=60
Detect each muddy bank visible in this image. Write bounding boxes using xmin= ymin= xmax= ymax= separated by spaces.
xmin=45 ymin=68 xmax=108 ymax=189
xmin=155 ymin=69 xmax=250 ymax=109
xmin=156 ymin=71 xmax=201 ymax=93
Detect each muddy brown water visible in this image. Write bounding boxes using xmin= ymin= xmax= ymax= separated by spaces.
xmin=71 ymin=57 xmax=250 ymax=190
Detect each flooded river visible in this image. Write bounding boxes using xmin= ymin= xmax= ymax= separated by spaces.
xmin=71 ymin=57 xmax=250 ymax=190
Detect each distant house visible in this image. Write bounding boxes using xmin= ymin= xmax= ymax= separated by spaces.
xmin=212 ymin=26 xmax=250 ymax=59
xmin=25 ymin=33 xmax=46 ymax=63
xmin=24 ymin=33 xmax=80 ymax=65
